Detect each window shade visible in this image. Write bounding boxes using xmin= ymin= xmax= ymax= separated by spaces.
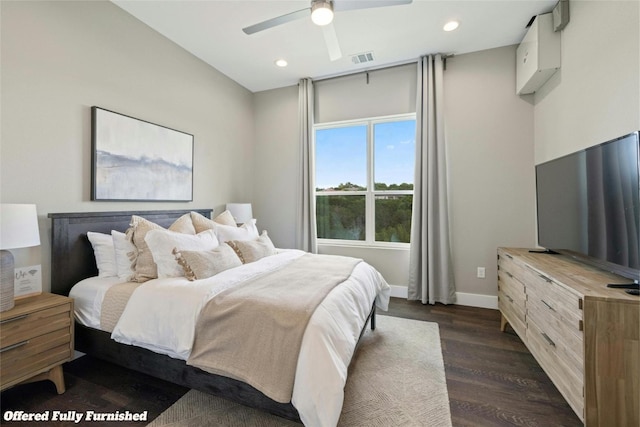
xmin=314 ymin=63 xmax=417 ymax=124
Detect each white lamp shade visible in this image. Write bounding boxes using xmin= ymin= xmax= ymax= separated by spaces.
xmin=225 ymin=203 xmax=253 ymax=225
xmin=0 ymin=204 xmax=41 ymax=250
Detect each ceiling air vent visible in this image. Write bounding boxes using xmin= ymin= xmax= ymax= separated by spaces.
xmin=350 ymin=51 xmax=375 ymax=65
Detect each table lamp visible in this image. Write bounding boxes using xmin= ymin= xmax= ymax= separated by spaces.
xmin=0 ymin=204 xmax=41 ymax=312
xmin=226 ymin=203 xmax=253 ymax=225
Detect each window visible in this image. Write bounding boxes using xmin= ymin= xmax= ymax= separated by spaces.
xmin=314 ymin=114 xmax=416 ymax=245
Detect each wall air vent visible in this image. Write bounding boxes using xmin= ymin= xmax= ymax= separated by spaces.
xmin=350 ymin=51 xmax=375 ymax=65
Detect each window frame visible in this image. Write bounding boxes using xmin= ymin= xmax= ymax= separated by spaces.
xmin=313 ymin=113 xmax=416 ymax=248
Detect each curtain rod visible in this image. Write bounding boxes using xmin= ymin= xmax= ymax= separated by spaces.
xmin=311 ymin=54 xmax=453 ymax=84
xmin=312 ymin=59 xmax=417 ymax=84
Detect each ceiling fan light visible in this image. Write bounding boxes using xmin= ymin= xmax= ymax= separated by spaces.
xmin=311 ymin=1 xmax=334 ymax=26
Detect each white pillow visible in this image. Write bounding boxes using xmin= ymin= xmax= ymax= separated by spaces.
xmin=145 ymin=229 xmax=219 ymax=278
xmin=112 ymin=230 xmax=136 ymax=282
xmin=87 ymin=232 xmax=117 ymax=278
xmin=214 ymin=219 xmax=259 ymax=243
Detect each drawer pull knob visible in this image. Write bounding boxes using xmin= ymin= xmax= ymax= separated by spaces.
xmin=541 ymin=300 xmax=556 ymax=312
xmin=0 ymin=314 xmax=29 ymax=325
xmin=0 ymin=340 xmax=29 ymax=353
xmin=541 ymin=332 xmax=556 ymax=347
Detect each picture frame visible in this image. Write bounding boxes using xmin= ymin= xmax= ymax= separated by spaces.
xmin=91 ymin=106 xmax=194 ymax=201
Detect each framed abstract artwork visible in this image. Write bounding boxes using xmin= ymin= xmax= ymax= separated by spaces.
xmin=91 ymin=107 xmax=194 ymax=201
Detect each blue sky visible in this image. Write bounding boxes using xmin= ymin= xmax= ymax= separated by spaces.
xmin=315 ymin=119 xmax=416 ymax=189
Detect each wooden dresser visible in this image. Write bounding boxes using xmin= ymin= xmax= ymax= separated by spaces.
xmin=0 ymin=293 xmax=74 ymax=394
xmin=497 ymin=248 xmax=639 ymax=427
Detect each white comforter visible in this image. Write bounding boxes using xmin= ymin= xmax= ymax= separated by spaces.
xmin=110 ymin=250 xmax=391 ymax=427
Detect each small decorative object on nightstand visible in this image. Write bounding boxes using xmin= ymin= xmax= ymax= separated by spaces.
xmin=226 ymin=203 xmax=253 ymax=225
xmin=0 ymin=204 xmax=41 ymax=312
xmin=0 ymin=293 xmax=74 ymax=394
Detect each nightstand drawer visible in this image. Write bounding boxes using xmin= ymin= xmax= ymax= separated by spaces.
xmin=0 ymin=329 xmax=72 ymax=386
xmin=1 ymin=305 xmax=71 ymax=348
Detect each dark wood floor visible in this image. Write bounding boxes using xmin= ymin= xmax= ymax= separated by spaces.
xmin=1 ymin=298 xmax=582 ymax=427
xmin=384 ymin=299 xmax=581 ymax=427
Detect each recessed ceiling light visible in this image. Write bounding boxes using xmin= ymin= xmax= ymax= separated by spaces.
xmin=443 ymin=21 xmax=459 ymax=32
xmin=275 ymin=59 xmax=288 ymax=67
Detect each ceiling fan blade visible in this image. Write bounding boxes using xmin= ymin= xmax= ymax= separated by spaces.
xmin=242 ymin=8 xmax=310 ymax=35
xmin=333 ymin=0 xmax=412 ymax=12
xmin=322 ymin=23 xmax=342 ymax=61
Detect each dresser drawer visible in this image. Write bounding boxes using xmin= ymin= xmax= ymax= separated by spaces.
xmin=522 ymin=266 xmax=583 ymax=330
xmin=498 ymin=249 xmax=528 ymax=281
xmin=527 ymin=318 xmax=584 ymax=420
xmin=498 ymin=270 xmax=526 ymax=335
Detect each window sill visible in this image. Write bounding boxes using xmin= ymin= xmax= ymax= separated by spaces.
xmin=317 ymin=240 xmax=410 ymax=251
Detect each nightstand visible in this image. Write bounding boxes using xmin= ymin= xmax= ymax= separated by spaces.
xmin=0 ymin=293 xmax=74 ymax=394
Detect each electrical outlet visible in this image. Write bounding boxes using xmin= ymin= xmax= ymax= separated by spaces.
xmin=477 ymin=267 xmax=486 ymax=279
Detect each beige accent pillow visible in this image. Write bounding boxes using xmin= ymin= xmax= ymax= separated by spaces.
xmin=145 ymin=229 xmax=219 ymax=278
xmin=173 ymin=243 xmax=242 ymax=281
xmin=191 ymin=210 xmax=237 ymax=233
xmin=227 ymin=231 xmax=276 ymax=264
xmin=126 ymin=214 xmax=196 ymax=282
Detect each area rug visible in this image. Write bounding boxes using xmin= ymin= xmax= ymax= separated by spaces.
xmin=147 ymin=315 xmax=452 ymax=427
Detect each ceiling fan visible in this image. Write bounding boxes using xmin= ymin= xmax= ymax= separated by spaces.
xmin=242 ymin=0 xmax=413 ymax=61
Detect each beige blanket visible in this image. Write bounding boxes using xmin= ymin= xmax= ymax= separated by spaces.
xmin=187 ymin=253 xmax=361 ymax=403
xmin=100 ymin=282 xmax=142 ymax=332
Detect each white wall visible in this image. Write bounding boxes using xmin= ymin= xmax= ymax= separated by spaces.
xmin=252 ymin=85 xmax=300 ymax=249
xmin=253 ymin=46 xmax=536 ymax=305
xmin=534 ymin=0 xmax=640 ymax=163
xmin=445 ymin=46 xmax=536 ymax=301
xmin=0 ymin=1 xmax=255 ymax=292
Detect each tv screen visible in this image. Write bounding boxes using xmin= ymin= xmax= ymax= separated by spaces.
xmin=535 ymin=131 xmax=640 ymax=281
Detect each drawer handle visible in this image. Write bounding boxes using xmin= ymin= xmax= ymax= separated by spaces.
xmin=504 ymin=294 xmax=514 ymax=303
xmin=506 ymin=272 xmax=513 ymax=278
xmin=538 ymin=274 xmax=553 ymax=283
xmin=0 ymin=314 xmax=29 ymax=324
xmin=506 ymin=254 xmax=513 ymax=259
xmin=0 ymin=340 xmax=29 ymax=353
xmin=541 ymin=332 xmax=556 ymax=347
xmin=541 ymin=300 xmax=556 ymax=312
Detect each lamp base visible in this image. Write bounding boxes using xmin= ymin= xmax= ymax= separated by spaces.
xmin=1 ymin=249 xmax=15 ymax=312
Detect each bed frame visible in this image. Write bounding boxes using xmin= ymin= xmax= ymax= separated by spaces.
xmin=48 ymin=209 xmax=376 ymax=422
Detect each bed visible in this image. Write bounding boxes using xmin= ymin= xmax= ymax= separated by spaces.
xmin=48 ymin=209 xmax=390 ymax=427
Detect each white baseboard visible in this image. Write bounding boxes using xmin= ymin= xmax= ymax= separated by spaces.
xmin=389 ymin=285 xmax=408 ymax=298
xmin=454 ymin=292 xmax=498 ymax=310
xmin=388 ymin=285 xmax=498 ymax=310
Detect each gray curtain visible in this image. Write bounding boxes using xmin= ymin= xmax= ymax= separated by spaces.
xmin=296 ymin=78 xmax=317 ymax=253
xmin=408 ymin=55 xmax=456 ymax=304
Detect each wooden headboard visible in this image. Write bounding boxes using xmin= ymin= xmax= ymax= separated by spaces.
xmin=48 ymin=209 xmax=212 ymax=296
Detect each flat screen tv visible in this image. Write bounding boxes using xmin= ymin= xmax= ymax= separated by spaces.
xmin=535 ymin=131 xmax=640 ymax=283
